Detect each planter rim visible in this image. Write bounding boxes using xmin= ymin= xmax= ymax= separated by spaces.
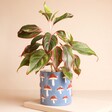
xmin=40 ymin=71 xmax=63 ymax=73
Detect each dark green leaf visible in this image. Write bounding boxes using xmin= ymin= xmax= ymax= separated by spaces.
xmin=31 ymin=35 xmax=43 ymax=45
xmin=19 ymin=25 xmax=41 ymax=33
xmin=56 ymin=30 xmax=69 ymax=43
xmin=43 ymin=32 xmax=58 ymax=52
xmin=17 ymin=55 xmax=30 ymax=71
xmin=18 ymin=31 xmax=40 ymax=39
xmin=27 ymin=49 xmax=51 ymax=74
xmin=61 ymin=67 xmax=73 ymax=80
xmin=53 ymin=13 xmax=73 ymax=25
xmin=18 ymin=25 xmax=42 ymax=39
xmin=21 ymin=43 xmax=40 ymax=56
xmin=51 ymin=46 xmax=62 ymax=70
xmin=71 ymin=41 xmax=97 ymax=56
xmin=62 ymin=45 xmax=73 ymax=69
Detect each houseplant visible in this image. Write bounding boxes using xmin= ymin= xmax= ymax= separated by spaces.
xmin=17 ymin=3 xmax=97 ymax=106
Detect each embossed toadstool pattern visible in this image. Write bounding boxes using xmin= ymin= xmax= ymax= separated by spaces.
xmin=40 ymin=71 xmax=72 ymax=106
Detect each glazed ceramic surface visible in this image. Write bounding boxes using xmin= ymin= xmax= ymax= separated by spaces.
xmin=40 ymin=71 xmax=72 ymax=106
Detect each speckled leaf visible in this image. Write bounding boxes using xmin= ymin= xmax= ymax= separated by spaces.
xmin=56 ymin=30 xmax=69 ymax=43
xmin=17 ymin=55 xmax=30 ymax=71
xmin=21 ymin=43 xmax=40 ymax=56
xmin=51 ymin=46 xmax=62 ymax=70
xmin=27 ymin=49 xmax=51 ymax=74
xmin=18 ymin=25 xmax=41 ymax=39
xmin=62 ymin=45 xmax=73 ymax=69
xmin=71 ymin=41 xmax=97 ymax=56
xmin=53 ymin=13 xmax=73 ymax=25
xmin=43 ymin=32 xmax=58 ymax=52
xmin=61 ymin=67 xmax=73 ymax=80
xmin=73 ymin=55 xmax=81 ymax=75
xmin=31 ymin=35 xmax=43 ymax=45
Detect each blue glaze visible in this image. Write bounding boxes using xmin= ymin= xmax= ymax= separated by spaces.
xmin=40 ymin=71 xmax=72 ymax=106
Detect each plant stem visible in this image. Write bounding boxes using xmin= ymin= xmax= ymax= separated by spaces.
xmin=49 ymin=21 xmax=53 ymax=33
xmin=50 ymin=64 xmax=53 ymax=72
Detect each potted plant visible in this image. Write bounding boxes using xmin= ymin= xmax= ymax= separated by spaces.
xmin=17 ymin=3 xmax=97 ymax=106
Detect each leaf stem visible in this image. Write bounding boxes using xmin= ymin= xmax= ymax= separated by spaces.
xmin=49 ymin=21 xmax=53 ymax=34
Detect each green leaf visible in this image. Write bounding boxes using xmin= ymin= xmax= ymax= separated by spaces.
xmin=39 ymin=3 xmax=52 ymax=21
xmin=18 ymin=31 xmax=40 ymax=39
xmin=27 ymin=49 xmax=51 ymax=74
xmin=31 ymin=35 xmax=43 ymax=45
xmin=51 ymin=46 xmax=62 ymax=70
xmin=17 ymin=55 xmax=30 ymax=71
xmin=56 ymin=30 xmax=69 ymax=43
xmin=43 ymin=32 xmax=58 ymax=52
xmin=44 ymin=2 xmax=51 ymax=13
xmin=67 ymin=33 xmax=74 ymax=44
xmin=71 ymin=41 xmax=97 ymax=56
xmin=18 ymin=25 xmax=42 ymax=39
xmin=19 ymin=25 xmax=41 ymax=33
xmin=53 ymin=13 xmax=73 ymax=25
xmin=73 ymin=55 xmax=81 ymax=75
xmin=74 ymin=54 xmax=80 ymax=68
xmin=61 ymin=67 xmax=73 ymax=80
xmin=21 ymin=43 xmax=40 ymax=56
xmin=51 ymin=11 xmax=58 ymax=21
xmin=62 ymin=45 xmax=73 ymax=69
xmin=39 ymin=10 xmax=50 ymax=21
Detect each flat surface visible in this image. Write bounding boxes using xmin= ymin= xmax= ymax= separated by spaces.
xmin=0 ymin=90 xmax=112 ymax=112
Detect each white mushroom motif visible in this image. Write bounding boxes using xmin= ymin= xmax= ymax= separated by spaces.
xmin=41 ymin=94 xmax=45 ymax=102
xmin=40 ymin=74 xmax=45 ymax=82
xmin=63 ymin=76 xmax=67 ymax=83
xmin=67 ymin=83 xmax=72 ymax=96
xmin=57 ymin=86 xmax=64 ymax=94
xmin=50 ymin=96 xmax=57 ymax=104
xmin=44 ymin=85 xmax=52 ymax=97
xmin=49 ymin=74 xmax=58 ymax=86
xmin=63 ymin=96 xmax=68 ymax=103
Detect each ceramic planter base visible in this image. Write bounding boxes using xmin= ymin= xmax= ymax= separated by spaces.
xmin=40 ymin=71 xmax=72 ymax=106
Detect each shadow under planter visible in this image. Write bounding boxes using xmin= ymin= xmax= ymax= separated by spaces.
xmin=40 ymin=71 xmax=72 ymax=106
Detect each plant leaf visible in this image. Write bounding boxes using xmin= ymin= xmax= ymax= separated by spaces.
xmin=18 ymin=25 xmax=42 ymax=39
xmin=74 ymin=54 xmax=80 ymax=68
xmin=39 ymin=2 xmax=52 ymax=21
xmin=51 ymin=11 xmax=58 ymax=21
xmin=43 ymin=32 xmax=58 ymax=52
xmin=17 ymin=55 xmax=30 ymax=71
xmin=56 ymin=30 xmax=69 ymax=43
xmin=39 ymin=10 xmax=50 ymax=21
xmin=18 ymin=31 xmax=40 ymax=39
xmin=27 ymin=49 xmax=51 ymax=74
xmin=31 ymin=35 xmax=43 ymax=46
xmin=44 ymin=2 xmax=51 ymax=13
xmin=73 ymin=54 xmax=81 ymax=75
xmin=19 ymin=25 xmax=41 ymax=33
xmin=71 ymin=41 xmax=97 ymax=56
xmin=73 ymin=67 xmax=81 ymax=75
xmin=51 ymin=46 xmax=62 ymax=70
xmin=53 ymin=13 xmax=73 ymax=25
xmin=62 ymin=45 xmax=73 ymax=69
xmin=21 ymin=43 xmax=40 ymax=56
xmin=61 ymin=67 xmax=73 ymax=80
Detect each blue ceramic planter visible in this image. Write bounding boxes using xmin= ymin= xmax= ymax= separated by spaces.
xmin=40 ymin=71 xmax=72 ymax=106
